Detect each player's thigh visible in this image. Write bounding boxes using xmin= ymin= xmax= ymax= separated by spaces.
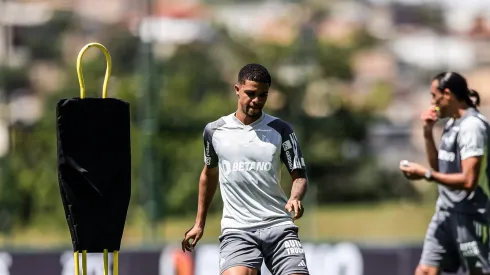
xmin=454 ymin=213 xmax=490 ymax=274
xmin=414 ymin=264 xmax=440 ymax=275
xmin=222 ymin=266 xmax=260 ymax=275
xmin=219 ymin=230 xmax=263 ymax=275
xmin=262 ymin=225 xmax=309 ymax=275
xmin=419 ymin=211 xmax=460 ymax=274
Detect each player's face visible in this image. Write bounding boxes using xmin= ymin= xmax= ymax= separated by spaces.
xmin=235 ymin=80 xmax=269 ymax=117
xmin=430 ymin=79 xmax=451 ymax=118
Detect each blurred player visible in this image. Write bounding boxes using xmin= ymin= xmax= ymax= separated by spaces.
xmin=400 ymin=72 xmax=490 ymax=275
xmin=182 ymin=63 xmax=309 ymax=275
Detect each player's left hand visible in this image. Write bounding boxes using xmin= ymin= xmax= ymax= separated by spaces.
xmin=399 ymin=161 xmax=427 ymax=180
xmin=285 ymin=199 xmax=304 ymax=220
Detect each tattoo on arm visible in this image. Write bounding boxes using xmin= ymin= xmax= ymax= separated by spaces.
xmin=290 ymin=177 xmax=307 ymax=200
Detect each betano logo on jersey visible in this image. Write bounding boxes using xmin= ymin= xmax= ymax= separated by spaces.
xmin=220 ymin=160 xmax=272 ymax=175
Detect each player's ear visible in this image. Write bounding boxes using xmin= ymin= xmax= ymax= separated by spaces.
xmin=234 ymin=84 xmax=240 ymax=97
xmin=443 ymin=88 xmax=452 ymax=99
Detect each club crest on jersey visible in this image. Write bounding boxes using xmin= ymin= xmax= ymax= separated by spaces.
xmin=438 ymin=149 xmax=456 ymax=162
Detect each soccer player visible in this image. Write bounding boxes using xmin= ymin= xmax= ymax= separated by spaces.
xmin=399 ymin=72 xmax=490 ymax=275
xmin=181 ymin=63 xmax=309 ymax=275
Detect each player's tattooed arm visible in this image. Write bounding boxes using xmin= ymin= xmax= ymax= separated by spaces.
xmin=290 ymin=170 xmax=308 ymax=200
xmin=286 ymin=169 xmax=308 ymax=220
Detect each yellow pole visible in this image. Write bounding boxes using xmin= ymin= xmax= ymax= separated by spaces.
xmin=113 ymin=250 xmax=119 ymax=275
xmin=74 ymin=251 xmax=80 ymax=275
xmin=103 ymin=249 xmax=108 ymax=275
xmin=82 ymin=250 xmax=87 ymax=275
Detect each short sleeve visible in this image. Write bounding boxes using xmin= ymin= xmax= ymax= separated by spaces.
xmin=268 ymin=119 xmax=306 ymax=173
xmin=458 ymin=116 xmax=487 ymax=160
xmin=203 ymin=123 xmax=219 ymax=168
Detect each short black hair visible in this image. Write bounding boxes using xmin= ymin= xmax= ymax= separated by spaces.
xmin=432 ymin=72 xmax=479 ymax=108
xmin=238 ymin=63 xmax=272 ymax=86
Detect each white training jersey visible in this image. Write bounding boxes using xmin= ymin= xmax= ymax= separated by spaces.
xmin=203 ymin=112 xmax=306 ymax=233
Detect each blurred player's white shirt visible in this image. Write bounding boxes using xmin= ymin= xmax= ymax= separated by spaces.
xmin=203 ymin=112 xmax=306 ymax=233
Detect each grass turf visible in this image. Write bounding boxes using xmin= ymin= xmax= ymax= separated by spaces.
xmin=0 ymin=200 xmax=436 ymax=249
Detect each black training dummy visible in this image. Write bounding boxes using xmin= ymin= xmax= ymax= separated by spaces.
xmin=56 ymin=43 xmax=131 ymax=254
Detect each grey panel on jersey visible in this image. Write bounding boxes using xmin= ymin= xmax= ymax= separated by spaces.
xmin=203 ymin=118 xmax=226 ymax=168
xmin=420 ymin=210 xmax=490 ymax=273
xmin=202 ymin=112 xmax=307 ymax=233
xmin=218 ymin=224 xmax=309 ymax=275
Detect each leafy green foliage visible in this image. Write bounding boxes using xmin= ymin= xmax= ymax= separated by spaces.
xmin=0 ymin=12 xmax=419 ymax=231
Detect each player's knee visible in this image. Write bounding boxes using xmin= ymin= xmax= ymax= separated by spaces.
xmin=415 ymin=265 xmax=439 ymax=275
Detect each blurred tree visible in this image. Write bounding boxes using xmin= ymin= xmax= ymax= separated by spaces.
xmin=151 ymin=43 xmax=234 ymax=218
xmin=12 ymin=11 xmax=75 ymax=61
xmin=0 ymin=66 xmax=30 ymax=97
xmin=3 ymin=7 xmax=421 ymax=231
xmin=98 ymin=23 xmax=141 ymax=76
xmin=212 ymin=22 xmax=419 ymax=205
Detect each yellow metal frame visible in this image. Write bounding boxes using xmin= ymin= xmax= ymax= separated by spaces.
xmin=73 ymin=42 xmax=118 ymax=275
xmin=76 ymin=42 xmax=113 ymax=99
xmin=74 ymin=249 xmax=118 ymax=275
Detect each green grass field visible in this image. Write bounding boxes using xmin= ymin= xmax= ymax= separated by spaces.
xmin=0 ymin=200 xmax=436 ymax=249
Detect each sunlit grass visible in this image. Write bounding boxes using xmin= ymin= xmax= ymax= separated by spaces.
xmin=0 ymin=200 xmax=435 ymax=249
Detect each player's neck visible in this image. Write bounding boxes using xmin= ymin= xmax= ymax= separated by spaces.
xmin=453 ymin=103 xmax=471 ymax=119
xmin=235 ymin=110 xmax=262 ymax=125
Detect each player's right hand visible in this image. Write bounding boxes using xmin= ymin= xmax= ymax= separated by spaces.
xmin=182 ymin=224 xmax=204 ymax=253
xmin=420 ymin=106 xmax=438 ymax=130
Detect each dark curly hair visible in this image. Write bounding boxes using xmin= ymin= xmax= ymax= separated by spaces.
xmin=238 ymin=63 xmax=272 ymax=86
